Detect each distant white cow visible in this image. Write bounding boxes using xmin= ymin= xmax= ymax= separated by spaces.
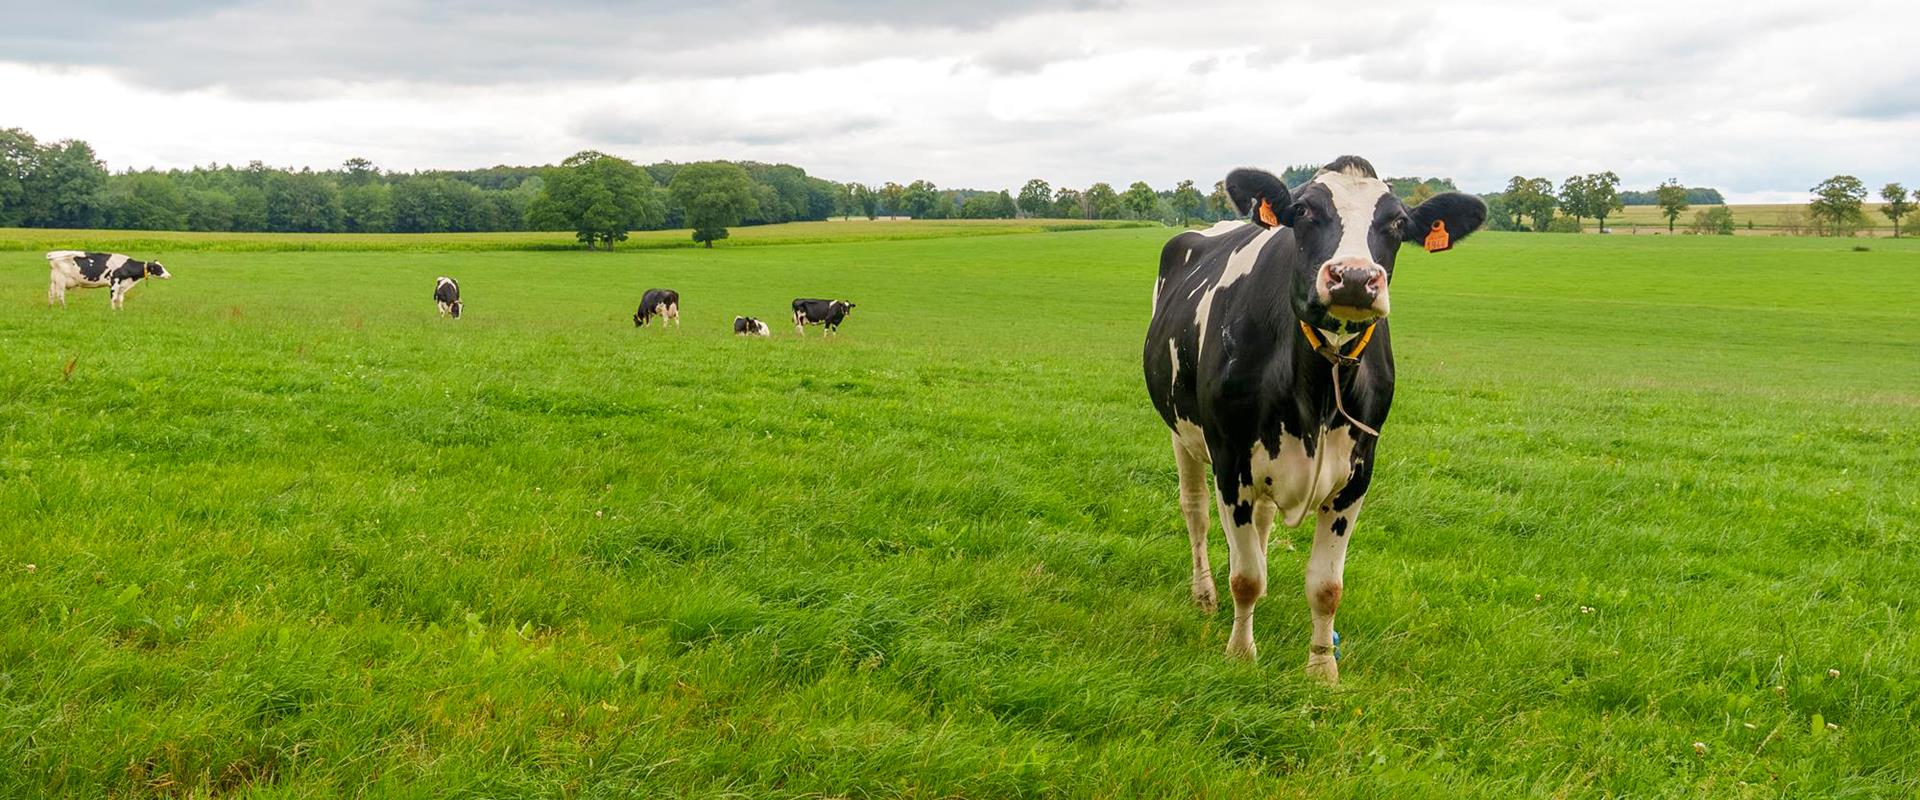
xmin=47 ymin=251 xmax=171 ymax=309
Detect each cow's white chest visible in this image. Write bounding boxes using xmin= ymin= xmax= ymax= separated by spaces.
xmin=1246 ymin=427 xmax=1357 ymax=527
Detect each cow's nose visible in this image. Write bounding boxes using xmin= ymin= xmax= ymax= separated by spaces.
xmin=1320 ymin=259 xmax=1385 ymax=310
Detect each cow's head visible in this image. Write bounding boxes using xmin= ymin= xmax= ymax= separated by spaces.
xmin=836 ymin=301 xmax=856 ymax=317
xmin=1228 ymin=157 xmax=1486 ymax=333
xmin=146 ymin=261 xmax=171 ymax=279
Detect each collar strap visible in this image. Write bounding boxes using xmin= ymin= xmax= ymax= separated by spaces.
xmin=1299 ymin=321 xmax=1376 ymax=367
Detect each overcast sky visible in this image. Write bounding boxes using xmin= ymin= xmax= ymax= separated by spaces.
xmin=4 ymin=0 xmax=1916 ymax=202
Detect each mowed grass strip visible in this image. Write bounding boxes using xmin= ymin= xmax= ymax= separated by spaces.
xmin=0 ymin=229 xmax=1915 ymax=797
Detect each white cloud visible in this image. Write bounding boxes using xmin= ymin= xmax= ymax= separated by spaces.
xmin=3 ymin=0 xmax=1917 ymax=200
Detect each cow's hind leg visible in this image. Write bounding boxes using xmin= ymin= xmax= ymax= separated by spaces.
xmin=1173 ymin=432 xmax=1215 ymax=612
xmin=1255 ymin=499 xmax=1293 ymax=552
xmin=1216 ymin=462 xmax=1267 ymax=659
xmin=1305 ymin=496 xmax=1362 ymax=683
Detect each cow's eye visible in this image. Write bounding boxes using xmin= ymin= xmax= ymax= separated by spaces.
xmin=1289 ymin=203 xmax=1315 ymax=225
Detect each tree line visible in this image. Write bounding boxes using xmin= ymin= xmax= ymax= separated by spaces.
xmin=0 ymin=128 xmax=847 ymax=242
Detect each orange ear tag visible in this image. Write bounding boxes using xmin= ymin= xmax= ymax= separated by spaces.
xmin=1423 ymin=220 xmax=1451 ymax=253
xmin=1257 ymin=199 xmax=1280 ymax=227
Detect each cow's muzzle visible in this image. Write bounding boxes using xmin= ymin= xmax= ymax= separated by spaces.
xmin=1317 ymin=258 xmax=1389 ymax=320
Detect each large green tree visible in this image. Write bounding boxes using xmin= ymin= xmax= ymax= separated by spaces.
xmin=1505 ymin=176 xmax=1557 ymax=231
xmin=1558 ymin=172 xmax=1622 ymax=231
xmin=1052 ymin=188 xmax=1084 ymax=219
xmin=1878 ymin=183 xmax=1911 ymax=238
xmin=1084 ymin=182 xmax=1120 ymax=219
xmin=1170 ymin=179 xmax=1205 ymax=225
xmin=527 ymin=151 xmax=665 ymax=249
xmin=1121 ymin=181 xmax=1158 ymax=220
xmin=1808 ymin=175 xmax=1868 ymax=237
xmin=1655 ymin=179 xmax=1690 ymax=233
xmin=1017 ymin=179 xmax=1052 ymax=218
xmin=668 ymin=161 xmax=758 ymax=248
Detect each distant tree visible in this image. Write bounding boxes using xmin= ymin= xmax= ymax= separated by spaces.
xmin=526 ymin=151 xmax=665 ymax=249
xmin=30 ymin=139 xmax=110 ymax=228
xmin=1408 ymin=183 xmax=1436 ymax=205
xmin=668 ymin=161 xmax=758 ymax=248
xmin=1558 ymin=171 xmax=1621 ymax=232
xmin=1505 ymin=176 xmax=1557 ymax=231
xmin=902 ymin=180 xmax=940 ymax=218
xmin=1655 ymin=179 xmax=1690 ymax=233
xmin=1690 ymin=206 xmax=1735 ymax=235
xmin=1879 ymin=182 xmax=1911 ymax=238
xmin=0 ymin=128 xmax=35 ymax=226
xmin=1171 ymin=179 xmax=1205 ymax=225
xmin=961 ymin=190 xmax=1015 ymax=219
xmin=1585 ymin=172 xmax=1622 ymax=232
xmin=1053 ymin=187 xmax=1084 ymax=219
xmin=1280 ymin=164 xmax=1318 ymax=188
xmin=1084 ymin=182 xmax=1119 ymax=219
xmin=1808 ymin=175 xmax=1868 ymax=237
xmin=850 ymin=183 xmax=879 ymax=219
xmin=341 ymin=157 xmax=381 ymax=186
xmin=1017 ymin=179 xmax=1053 ymax=218
xmin=1556 ymin=175 xmax=1590 ymax=228
xmin=1206 ymin=180 xmax=1232 ymax=221
xmin=878 ymin=182 xmax=906 ymax=217
xmin=1122 ymin=181 xmax=1158 ymax=220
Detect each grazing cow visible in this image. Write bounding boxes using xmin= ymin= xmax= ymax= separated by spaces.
xmin=46 ymin=251 xmax=171 ymax=309
xmin=634 ymin=288 xmax=681 ymax=327
xmin=792 ymin=298 xmax=855 ymax=334
xmin=435 ymin=276 xmax=462 ymax=319
xmin=733 ymin=316 xmax=771 ymax=337
xmin=1142 ymin=156 xmax=1486 ymax=681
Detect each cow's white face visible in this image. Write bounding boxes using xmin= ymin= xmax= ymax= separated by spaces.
xmin=1286 ymin=166 xmax=1403 ymax=326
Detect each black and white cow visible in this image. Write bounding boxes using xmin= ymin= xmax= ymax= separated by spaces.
xmin=732 ymin=316 xmax=771 ymax=337
xmin=792 ymin=298 xmax=855 ymax=335
xmin=46 ymin=251 xmax=171 ymax=309
xmin=435 ymin=276 xmax=463 ymax=319
xmin=634 ymin=288 xmax=681 ymax=328
xmin=1143 ymin=156 xmax=1486 ymax=681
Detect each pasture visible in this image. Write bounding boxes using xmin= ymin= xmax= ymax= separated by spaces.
xmin=1 ymin=224 xmax=1916 ymax=797
xmin=1603 ymin=203 xmax=1902 ymax=236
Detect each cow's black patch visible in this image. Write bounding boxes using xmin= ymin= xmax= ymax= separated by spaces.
xmin=1332 ymin=517 xmax=1348 ymax=537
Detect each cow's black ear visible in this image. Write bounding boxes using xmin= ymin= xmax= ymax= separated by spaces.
xmin=1225 ymin=168 xmax=1291 ymax=229
xmin=1405 ymin=192 xmax=1488 ymax=251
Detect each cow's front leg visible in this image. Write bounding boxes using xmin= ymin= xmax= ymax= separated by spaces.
xmin=1171 ymin=432 xmax=1214 ymax=612
xmin=1306 ymin=496 xmax=1362 ymax=683
xmin=110 ymin=284 xmax=125 ymax=310
xmin=1216 ymin=464 xmax=1267 ymax=659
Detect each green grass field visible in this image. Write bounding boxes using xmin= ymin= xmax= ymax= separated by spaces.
xmin=2 ymin=223 xmax=1916 ymax=797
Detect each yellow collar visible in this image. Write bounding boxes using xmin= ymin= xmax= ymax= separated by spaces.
xmin=1299 ymin=320 xmax=1376 ymax=366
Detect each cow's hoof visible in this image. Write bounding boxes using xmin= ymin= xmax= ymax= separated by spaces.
xmin=1191 ymin=579 xmax=1217 ymax=614
xmin=1224 ymin=638 xmax=1257 ymax=661
xmin=1306 ymin=654 xmax=1339 ymax=683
